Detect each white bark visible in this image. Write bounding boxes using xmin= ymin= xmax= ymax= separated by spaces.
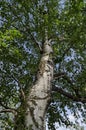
xmin=25 ymin=40 xmax=53 ymax=130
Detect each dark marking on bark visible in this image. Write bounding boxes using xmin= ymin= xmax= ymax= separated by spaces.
xmin=27 ymin=103 xmax=39 ymax=128
xmin=30 ymin=95 xmax=50 ymax=100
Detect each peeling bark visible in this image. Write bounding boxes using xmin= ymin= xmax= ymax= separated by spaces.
xmin=25 ymin=40 xmax=53 ymax=130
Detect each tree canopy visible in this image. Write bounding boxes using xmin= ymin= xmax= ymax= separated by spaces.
xmin=0 ymin=0 xmax=86 ymax=129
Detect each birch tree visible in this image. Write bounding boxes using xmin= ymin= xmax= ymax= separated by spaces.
xmin=0 ymin=0 xmax=86 ymax=130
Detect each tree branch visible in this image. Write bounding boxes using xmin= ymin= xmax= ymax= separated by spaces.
xmin=54 ymin=72 xmax=74 ymax=85
xmin=0 ymin=109 xmax=17 ymax=115
xmin=52 ymin=86 xmax=86 ymax=103
xmin=54 ymin=72 xmax=81 ymax=97
xmin=10 ymin=75 xmax=26 ymax=101
xmin=54 ymin=72 xmax=66 ymax=79
xmin=28 ymin=31 xmax=42 ymax=52
xmin=0 ymin=98 xmax=17 ymax=115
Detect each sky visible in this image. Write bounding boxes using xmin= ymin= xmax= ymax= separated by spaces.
xmin=46 ymin=114 xmax=86 ymax=130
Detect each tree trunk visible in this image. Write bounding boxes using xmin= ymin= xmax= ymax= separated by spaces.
xmin=14 ymin=40 xmax=53 ymax=130
xmin=25 ymin=39 xmax=53 ymax=130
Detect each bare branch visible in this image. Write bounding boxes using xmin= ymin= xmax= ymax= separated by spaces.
xmin=52 ymin=86 xmax=86 ymax=103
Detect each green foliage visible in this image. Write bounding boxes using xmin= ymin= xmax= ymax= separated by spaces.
xmin=0 ymin=0 xmax=86 ymax=129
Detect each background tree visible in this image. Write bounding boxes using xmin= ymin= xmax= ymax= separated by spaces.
xmin=0 ymin=0 xmax=86 ymax=130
